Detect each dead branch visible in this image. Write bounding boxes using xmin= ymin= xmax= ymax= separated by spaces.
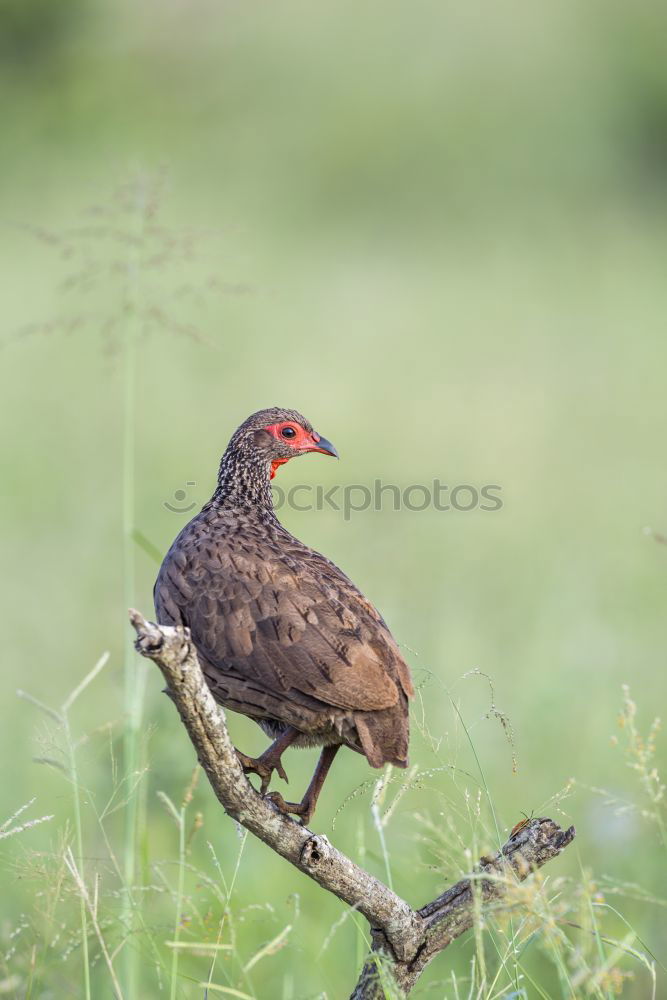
xmin=129 ymin=610 xmax=575 ymax=997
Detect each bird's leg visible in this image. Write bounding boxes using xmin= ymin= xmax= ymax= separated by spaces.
xmin=267 ymin=743 xmax=340 ymax=826
xmin=236 ymin=726 xmax=298 ymax=794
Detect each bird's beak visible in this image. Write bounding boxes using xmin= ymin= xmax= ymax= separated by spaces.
xmin=306 ymin=432 xmax=339 ymax=458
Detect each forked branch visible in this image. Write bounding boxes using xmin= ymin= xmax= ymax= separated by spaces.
xmin=129 ymin=610 xmax=575 ymax=997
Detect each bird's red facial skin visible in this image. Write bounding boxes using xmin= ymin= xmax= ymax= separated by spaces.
xmin=264 ymin=422 xmax=329 ymax=478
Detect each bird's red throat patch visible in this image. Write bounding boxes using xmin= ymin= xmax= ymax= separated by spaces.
xmin=270 ymin=458 xmax=289 ymax=479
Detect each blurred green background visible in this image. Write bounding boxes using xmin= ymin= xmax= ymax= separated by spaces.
xmin=2 ymin=1 xmax=666 ymax=997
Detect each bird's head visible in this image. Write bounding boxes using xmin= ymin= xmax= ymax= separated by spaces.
xmin=231 ymin=407 xmax=338 ymax=479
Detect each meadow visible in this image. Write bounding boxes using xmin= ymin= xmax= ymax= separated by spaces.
xmin=1 ymin=2 xmax=666 ymax=996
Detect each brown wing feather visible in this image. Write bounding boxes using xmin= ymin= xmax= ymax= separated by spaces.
xmin=154 ymin=510 xmax=413 ymax=725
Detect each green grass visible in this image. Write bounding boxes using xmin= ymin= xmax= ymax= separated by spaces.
xmin=5 ymin=660 xmax=664 ymax=998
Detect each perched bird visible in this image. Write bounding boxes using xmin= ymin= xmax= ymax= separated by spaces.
xmin=154 ymin=408 xmax=413 ymax=823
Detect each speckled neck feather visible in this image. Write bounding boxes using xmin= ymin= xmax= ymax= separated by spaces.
xmin=212 ymin=439 xmax=276 ymax=516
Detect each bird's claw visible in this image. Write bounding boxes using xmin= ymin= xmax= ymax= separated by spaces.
xmin=236 ymin=750 xmax=289 ymax=795
xmin=265 ymin=790 xmax=312 ymax=826
xmin=273 ymin=760 xmax=289 ymax=784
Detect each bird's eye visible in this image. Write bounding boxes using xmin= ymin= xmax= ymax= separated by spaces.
xmin=281 ymin=426 xmax=297 ymax=439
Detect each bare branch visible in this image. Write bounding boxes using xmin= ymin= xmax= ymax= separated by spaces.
xmin=129 ymin=610 xmax=575 ymax=997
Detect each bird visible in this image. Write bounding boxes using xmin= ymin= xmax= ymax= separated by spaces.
xmin=154 ymin=407 xmax=414 ymax=824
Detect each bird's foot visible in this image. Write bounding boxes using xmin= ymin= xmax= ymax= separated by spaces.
xmin=236 ymin=749 xmax=289 ymax=795
xmin=265 ymin=790 xmax=313 ymax=826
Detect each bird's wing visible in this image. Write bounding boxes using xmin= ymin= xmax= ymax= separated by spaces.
xmin=155 ymin=529 xmax=413 ymax=713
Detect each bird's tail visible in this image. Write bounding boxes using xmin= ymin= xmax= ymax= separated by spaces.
xmin=355 ymin=705 xmax=409 ymax=769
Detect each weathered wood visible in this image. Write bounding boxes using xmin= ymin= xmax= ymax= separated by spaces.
xmin=130 ymin=610 xmax=575 ymax=997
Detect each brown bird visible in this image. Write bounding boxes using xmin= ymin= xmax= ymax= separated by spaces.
xmin=154 ymin=408 xmax=413 ymax=823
